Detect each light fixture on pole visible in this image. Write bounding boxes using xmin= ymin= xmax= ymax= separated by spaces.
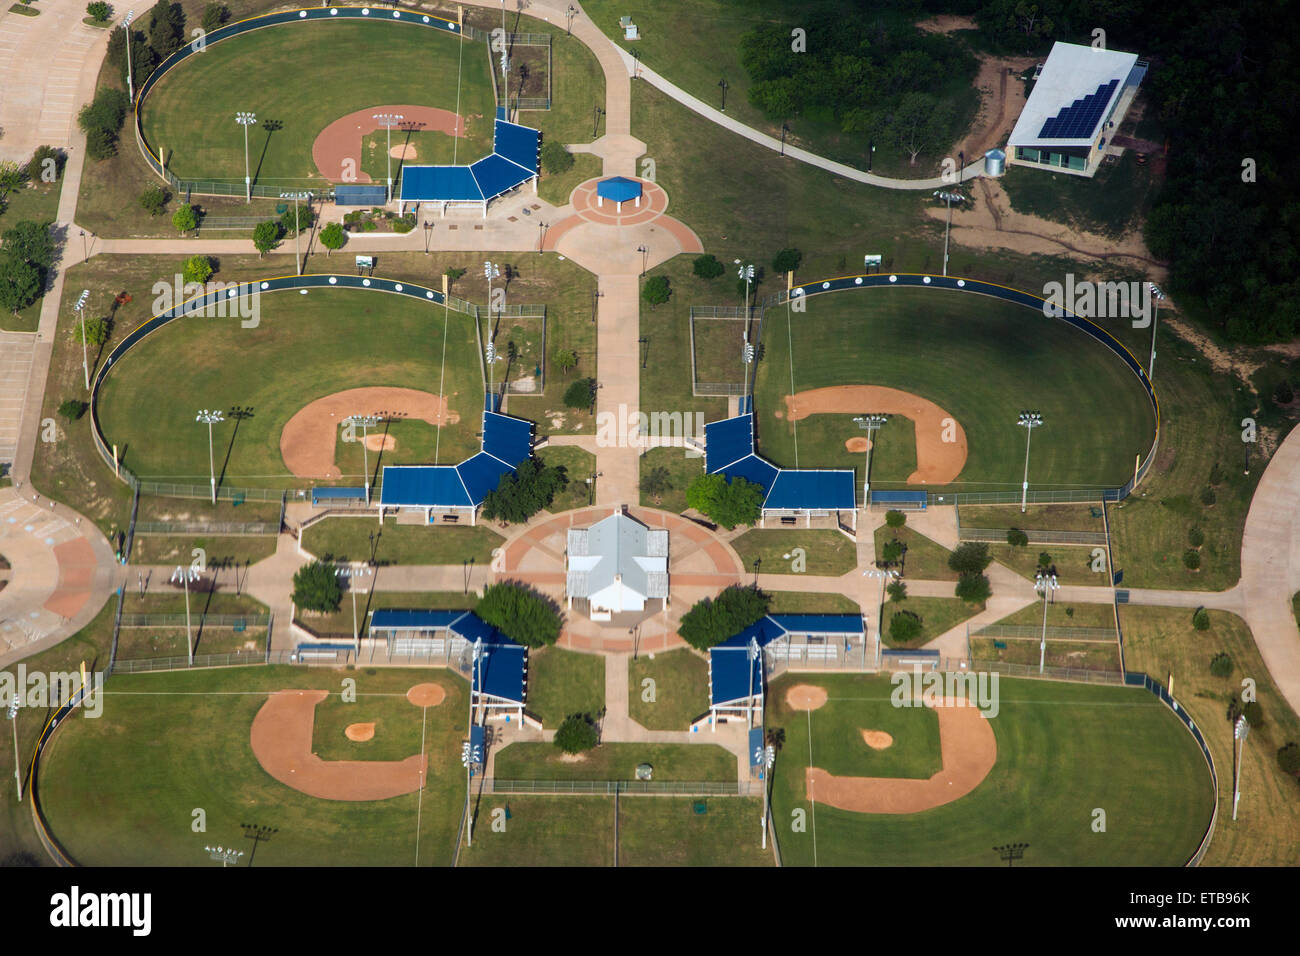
xmin=1232 ymin=715 xmax=1249 ymax=821
xmin=8 ymin=698 xmax=21 ymax=802
xmin=235 ymin=112 xmax=257 ymax=202
xmin=74 ymin=289 xmax=91 ymax=390
xmin=205 ymin=845 xmax=244 ymax=867
xmin=735 ymin=260 xmax=755 ymax=318
xmin=372 ymin=113 xmax=405 ymax=204
xmin=1146 ymin=282 xmax=1165 ymax=380
xmin=853 ymin=414 xmax=889 ymax=509
xmin=934 ymin=190 xmax=964 ymax=277
xmin=1016 ymin=411 xmax=1043 ymax=513
xmin=196 ymin=409 xmax=225 ymax=504
xmin=279 ymin=191 xmax=311 ymax=274
xmin=636 ymin=244 xmax=648 ymax=277
xmin=759 ymin=742 xmax=775 ymax=848
xmin=742 ymin=335 xmax=756 ymax=396
xmin=343 ymin=414 xmax=382 ymax=504
xmin=566 ymin=3 xmax=575 ymax=34
xmin=863 ymin=567 xmax=899 ymax=669
xmin=170 ymin=565 xmax=202 ymax=666
xmin=122 ymin=10 xmax=137 ymax=101
xmin=1034 ymin=569 xmax=1059 ymax=673
xmin=485 ymin=341 xmax=497 ymax=398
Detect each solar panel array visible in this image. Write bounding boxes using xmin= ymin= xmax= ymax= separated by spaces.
xmin=1038 ymin=79 xmax=1118 ymax=139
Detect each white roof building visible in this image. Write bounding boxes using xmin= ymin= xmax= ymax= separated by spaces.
xmin=1007 ymin=42 xmax=1146 ymax=178
xmin=565 ymin=511 xmax=669 ymax=620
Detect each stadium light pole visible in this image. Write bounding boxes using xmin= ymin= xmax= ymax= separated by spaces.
xmin=344 ymin=414 xmax=382 ymax=504
xmin=566 ymin=4 xmax=575 ymax=34
xmin=196 ymin=409 xmax=225 ymax=504
xmin=934 ymin=190 xmax=963 ymax=276
xmin=205 ymin=845 xmax=244 ymax=867
xmin=1232 ymin=715 xmax=1249 ymax=821
xmin=171 ymin=565 xmax=202 ymax=666
xmin=1034 ymin=569 xmax=1059 ymax=673
xmin=8 ymin=698 xmax=21 ymax=802
xmin=235 ymin=112 xmax=257 ymax=202
xmin=1016 ymin=411 xmax=1043 ymax=513
xmin=853 ymin=414 xmax=889 ymax=509
xmin=122 ymin=11 xmax=136 ymax=101
xmin=279 ymin=191 xmax=311 ymax=274
xmin=372 ymin=113 xmax=404 ymax=204
xmin=74 ymin=289 xmax=90 ymax=390
xmin=863 ymin=567 xmax=898 ymax=670
xmin=1146 ymin=282 xmax=1165 ymax=380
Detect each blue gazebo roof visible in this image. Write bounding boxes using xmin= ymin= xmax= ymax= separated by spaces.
xmin=596 ymin=176 xmax=643 ymax=202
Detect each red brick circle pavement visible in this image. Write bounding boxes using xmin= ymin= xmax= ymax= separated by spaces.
xmin=569 ymin=177 xmax=669 ymax=227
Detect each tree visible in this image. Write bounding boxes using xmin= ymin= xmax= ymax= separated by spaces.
xmin=955 ymin=573 xmax=991 ymax=604
xmin=880 ymin=539 xmax=904 ymax=565
xmin=678 ymin=584 xmax=771 ymax=651
xmin=1192 ymin=607 xmax=1211 ymax=631
xmin=146 ymin=0 xmax=184 ymax=60
xmin=1183 ymin=549 xmax=1202 ymax=570
xmin=57 ymin=399 xmax=88 ymax=420
xmin=200 ymin=2 xmax=229 ymax=32
xmin=2 ymin=220 xmax=55 ymax=272
xmin=292 ymin=560 xmax=341 ymax=613
xmin=641 ymin=465 xmax=671 ymax=502
xmin=319 ymin=221 xmax=345 ymax=255
xmin=74 ymin=317 xmax=109 ymax=347
xmin=693 ymin=254 xmax=725 ymax=280
xmin=886 ymin=579 xmax=907 ymax=602
xmin=87 ymin=2 xmax=111 ymax=22
xmin=444 ymin=266 xmax=466 ymax=288
xmin=891 ymin=91 xmax=955 ymax=166
xmin=553 ymin=347 xmax=578 ymax=375
xmin=1188 ymin=527 xmax=1205 ymax=548
xmin=1278 ymin=742 xmax=1300 ymax=777
xmin=771 ymin=247 xmax=802 ymax=274
xmin=563 ymin=377 xmax=596 ymax=410
xmin=641 ymin=275 xmax=671 ymax=308
xmin=1037 ymin=551 xmax=1053 ymax=569
xmin=480 ymin=458 xmax=568 ymax=524
xmin=280 ymin=203 xmax=314 ymax=235
xmin=25 ymin=145 xmax=65 ymax=183
xmin=107 ymin=26 xmax=157 ymax=90
xmin=889 ymin=610 xmax=923 ymax=644
xmin=171 ymin=204 xmax=197 ymax=235
xmin=139 ymin=184 xmax=170 ymax=216
xmin=554 ymin=713 xmax=598 ymax=753
xmin=948 ymin=542 xmax=992 ymax=576
xmin=1209 ymin=652 xmax=1233 ymax=678
xmin=0 ymin=258 xmax=41 ymax=314
xmin=1243 ymin=701 xmax=1264 ymax=728
xmin=1201 ymin=487 xmax=1217 ymax=507
xmin=78 ymin=87 xmax=130 ymax=160
xmin=685 ymin=473 xmax=761 ymax=529
xmin=84 ymin=126 xmax=118 ymax=161
xmin=884 ymin=509 xmax=906 ymax=529
xmin=475 ymin=581 xmax=562 ymax=647
xmin=540 ymin=139 xmax=574 ymax=174
xmin=1007 ymin=528 xmax=1029 ymax=547
xmin=252 ymin=220 xmax=280 ymax=256
xmin=182 ymin=254 xmax=212 ymax=285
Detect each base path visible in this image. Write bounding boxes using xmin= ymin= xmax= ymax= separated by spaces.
xmin=280 ymin=387 xmax=460 ymax=479
xmin=806 ymin=700 xmax=996 ymax=814
xmin=782 ymin=385 xmax=968 ymax=484
xmin=250 ymin=689 xmax=427 ymax=801
xmin=312 ymin=105 xmax=466 ymax=183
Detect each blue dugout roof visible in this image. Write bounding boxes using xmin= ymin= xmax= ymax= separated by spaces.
xmin=369 ymin=609 xmax=465 ymax=631
xmin=710 ymin=614 xmax=864 ymax=706
xmin=379 ymin=465 xmax=471 ymax=508
xmin=399 ymin=118 xmax=540 ymax=204
xmin=766 ymin=470 xmax=856 ymax=511
xmin=475 ymin=641 xmax=527 ymax=704
xmin=483 ymin=411 xmax=534 ymax=466
xmin=704 ymin=414 xmax=754 ymax=471
xmin=366 ymin=609 xmax=527 ymax=705
xmin=596 ymin=176 xmax=642 ymax=202
xmin=709 ymin=646 xmax=763 ymax=706
xmin=705 ymin=413 xmax=856 ymax=512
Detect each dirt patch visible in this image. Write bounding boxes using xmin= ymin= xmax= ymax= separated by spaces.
xmin=558 ymin=752 xmax=588 ymax=763
xmin=345 ymin=722 xmax=375 ymax=741
xmin=784 ymin=385 xmax=967 ymax=485
xmin=787 ymin=684 xmax=829 ymax=711
xmin=951 ymin=55 xmax=1038 ymax=166
xmin=915 ymin=14 xmax=976 ymax=33
xmin=860 ymin=729 xmax=893 ymax=750
xmin=845 ymin=436 xmax=872 ymax=453
xmin=390 ymin=144 xmax=418 ymax=160
xmin=312 ymin=105 xmax=464 ymax=182
xmin=807 ymin=699 xmax=996 ymax=814
xmin=280 ymin=387 xmax=460 ymax=479
xmin=364 ymin=433 xmax=396 ymax=453
xmin=250 ymin=690 xmax=426 ymax=801
xmin=406 ymin=683 xmax=446 ymax=707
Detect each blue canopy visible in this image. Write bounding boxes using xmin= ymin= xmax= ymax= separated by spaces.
xmin=399 ymin=119 xmax=540 ymax=204
xmin=596 ymin=176 xmax=643 ymax=202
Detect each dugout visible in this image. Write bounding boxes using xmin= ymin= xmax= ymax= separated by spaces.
xmin=398 ymin=112 xmax=541 ymax=218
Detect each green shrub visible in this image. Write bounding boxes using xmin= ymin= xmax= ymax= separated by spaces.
xmin=1192 ymin=607 xmax=1210 ymax=631
xmin=678 ymin=584 xmax=770 ymax=651
xmin=889 ymin=610 xmax=923 ymax=643
xmin=884 ymin=509 xmax=906 ymax=528
xmin=292 ymin=560 xmax=342 ymax=613
xmin=880 ymin=539 xmax=903 ymax=565
xmin=475 ymin=581 xmax=562 ymax=647
xmin=24 ymin=144 xmax=65 ymax=181
xmin=1242 ymin=701 xmax=1264 ymax=728
xmin=955 ymin=573 xmax=991 ymax=604
xmin=57 ymin=399 xmax=88 ymax=420
xmin=391 ymin=214 xmax=416 ymax=234
xmin=200 ymin=2 xmax=229 ymax=32
xmin=1209 ymin=652 xmax=1233 ymax=677
xmin=1183 ymin=549 xmax=1202 ymax=570
xmin=86 ymin=2 xmax=111 ymax=21
xmin=1007 ymin=528 xmax=1029 ymax=547
xmin=319 ymin=221 xmax=346 ymax=254
xmin=139 ymin=185 xmax=169 ymax=216
xmin=171 ymin=204 xmax=197 ymax=234
xmin=563 ymin=377 xmax=595 ymax=410
xmin=480 ymin=459 xmax=568 ymax=524
xmin=684 ymin=473 xmax=763 ymax=530
xmin=1200 ymin=487 xmax=1217 ymax=506
xmin=84 ymin=126 xmax=118 ymax=161
xmin=947 ymin=542 xmax=992 ymax=576
xmin=693 ymin=254 xmax=725 ymax=280
xmin=641 ymin=274 xmax=671 ymax=307
xmin=886 ymin=580 xmax=907 ymax=602
xmin=1188 ymin=526 xmax=1205 ymax=548
xmin=554 ymin=713 xmax=598 ymax=753
xmin=771 ymin=247 xmax=802 ymax=274
xmin=182 ymin=254 xmax=212 ymax=285
xmin=1278 ymin=742 xmax=1300 ymax=776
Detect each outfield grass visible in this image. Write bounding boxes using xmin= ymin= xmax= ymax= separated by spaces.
xmin=731 ymin=529 xmax=857 ymax=576
xmin=873 ymin=525 xmax=957 ymax=581
xmin=536 ymin=445 xmax=596 ymax=513
xmin=883 ymin=595 xmax=983 ymax=647
xmin=618 ymin=797 xmax=774 ymax=866
xmin=97 ymin=289 xmax=482 ymax=484
xmin=141 ymin=21 xmax=495 ymax=182
xmin=311 ymin=678 xmax=456 ymax=763
xmin=754 ymin=287 xmax=1156 ymax=491
xmin=638 ymin=445 xmax=705 ymax=513
xmin=767 ymin=673 xmax=1214 ymax=866
xmin=37 ymin=667 xmax=468 ymax=866
xmin=493 ymin=742 xmax=735 ymax=782
xmin=301 ymin=516 xmax=502 ymax=566
xmin=458 ymin=795 xmax=613 ymax=866
xmin=1120 ymin=606 xmax=1300 ymax=866
xmin=628 ymin=649 xmax=710 ymax=730
xmin=526 ymin=647 xmax=604 ymax=726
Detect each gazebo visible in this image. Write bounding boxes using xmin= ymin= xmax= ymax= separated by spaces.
xmin=595 ymin=176 xmax=643 ymax=211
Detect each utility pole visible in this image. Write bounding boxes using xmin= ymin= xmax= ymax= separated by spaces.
xmin=1017 ymin=411 xmax=1043 ymax=513
xmin=74 ymin=289 xmax=90 ymax=390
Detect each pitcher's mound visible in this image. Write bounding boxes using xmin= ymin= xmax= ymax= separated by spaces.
xmin=845 ymin=437 xmax=872 ymax=453
xmin=345 ymin=722 xmax=375 ymax=742
xmin=390 ymin=144 xmax=417 ymax=160
xmin=787 ymin=684 xmax=829 ymax=711
xmin=406 ymin=683 xmax=446 ymax=707
xmin=364 ymin=433 xmax=396 ymax=452
xmin=861 ymin=729 xmax=893 ymax=750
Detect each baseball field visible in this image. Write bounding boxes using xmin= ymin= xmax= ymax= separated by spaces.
xmin=139 ymin=20 xmax=496 ymax=183
xmin=766 ymin=673 xmax=1213 ymax=866
xmin=95 ymin=289 xmax=483 ymax=484
xmin=751 ymin=286 xmax=1157 ymax=493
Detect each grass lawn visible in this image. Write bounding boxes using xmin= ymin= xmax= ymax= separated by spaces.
xmin=969 ymin=637 xmax=1122 ymax=672
xmin=301 ymin=590 xmax=477 ymax=638
xmin=638 ymin=256 xmax=730 ymax=425
xmin=767 ymin=591 xmax=860 ymax=615
xmin=311 ymin=674 xmax=461 ymax=763
xmin=97 ymin=288 xmax=483 ymax=484
xmin=638 ymin=445 xmax=705 ymax=513
xmin=536 ymin=445 xmax=596 ymax=513
xmin=1001 ymin=152 xmax=1158 ymax=240
xmin=731 ymin=529 xmax=857 ymax=576
xmin=36 ymin=666 xmax=468 ymax=866
xmin=628 ymin=648 xmax=710 ymax=730
xmin=958 ymin=503 xmax=1106 ymax=533
xmin=538 ymin=151 xmax=601 ymax=205
xmin=618 ymin=797 xmax=774 ymax=866
xmin=458 ymin=795 xmax=613 ymax=866
xmin=493 ymin=742 xmax=735 ymax=782
xmin=141 ymin=21 xmax=495 ymax=182
xmin=767 ymin=673 xmax=1214 ymax=866
xmin=995 ymin=601 xmax=1116 ymax=630
xmin=129 ymin=534 xmax=279 ymax=568
xmin=873 ymin=525 xmax=957 ymax=581
xmin=987 ymin=543 xmax=1107 ymax=586
xmin=754 ymin=287 xmax=1156 ymax=492
xmin=301 ymin=516 xmax=502 ymax=566
xmin=136 ymin=494 xmax=280 ymax=524
xmin=1120 ymin=606 xmax=1300 ymax=866
xmin=526 ymin=646 xmax=604 ymax=726
xmin=883 ymin=595 xmax=983 ymax=647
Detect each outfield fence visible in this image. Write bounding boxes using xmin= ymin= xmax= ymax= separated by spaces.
xmin=483 ymin=779 xmax=757 ymax=796
xmin=957 ymin=525 xmax=1107 ymax=546
xmin=970 ymin=624 xmax=1117 ymax=642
